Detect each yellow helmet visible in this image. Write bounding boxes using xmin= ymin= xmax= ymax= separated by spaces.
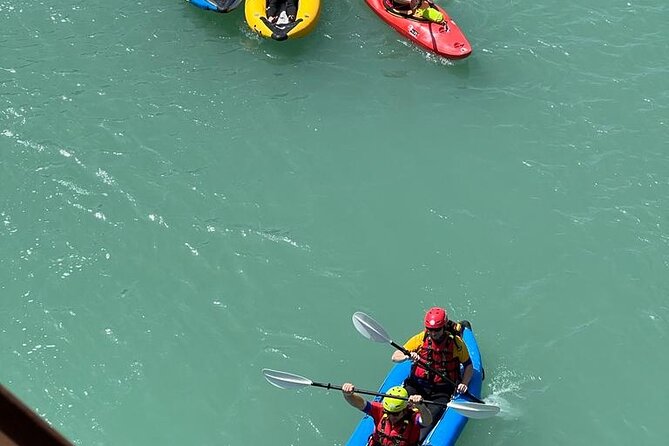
xmin=382 ymin=386 xmax=408 ymax=413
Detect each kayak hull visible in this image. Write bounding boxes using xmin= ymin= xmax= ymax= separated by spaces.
xmin=245 ymin=0 xmax=321 ymax=41
xmin=345 ymin=323 xmax=483 ymax=446
xmin=187 ymin=0 xmax=243 ymax=13
xmin=364 ymin=0 xmax=471 ymax=59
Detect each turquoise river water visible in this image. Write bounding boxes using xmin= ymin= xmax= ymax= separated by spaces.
xmin=1 ymin=0 xmax=668 ymax=445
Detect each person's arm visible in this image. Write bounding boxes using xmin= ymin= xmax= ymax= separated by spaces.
xmin=341 ymin=383 xmax=367 ymax=411
xmin=393 ymin=350 xmax=421 ymax=363
xmin=408 ymin=395 xmax=432 ymax=426
xmin=391 ymin=333 xmax=423 ymax=362
xmin=457 ymin=362 xmax=473 ymax=394
xmin=453 ymin=336 xmax=472 ymax=394
xmin=392 ymin=349 xmax=409 ymax=362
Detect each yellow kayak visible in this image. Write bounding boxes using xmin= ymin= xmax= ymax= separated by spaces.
xmin=245 ymin=0 xmax=320 ymax=41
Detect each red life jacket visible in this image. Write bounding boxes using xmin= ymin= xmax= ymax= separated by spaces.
xmin=411 ymin=331 xmax=461 ymax=384
xmin=367 ymin=410 xmax=421 ymax=446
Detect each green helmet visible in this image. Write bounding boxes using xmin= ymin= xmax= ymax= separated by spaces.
xmin=382 ymin=386 xmax=409 ymax=413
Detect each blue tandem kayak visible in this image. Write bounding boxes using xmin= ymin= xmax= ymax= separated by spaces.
xmin=345 ymin=322 xmax=484 ymax=446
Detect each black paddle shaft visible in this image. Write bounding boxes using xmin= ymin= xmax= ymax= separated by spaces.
xmin=310 ymin=381 xmax=449 ymax=407
xmin=391 ymin=341 xmax=485 ymax=404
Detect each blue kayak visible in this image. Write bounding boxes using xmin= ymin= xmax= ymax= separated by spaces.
xmin=186 ymin=0 xmax=243 ymax=13
xmin=345 ymin=322 xmax=484 ymax=446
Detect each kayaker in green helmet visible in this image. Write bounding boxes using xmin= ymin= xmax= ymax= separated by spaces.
xmin=384 ymin=0 xmax=446 ymax=24
xmin=342 ymin=383 xmax=432 ymax=446
xmin=391 ymin=307 xmax=473 ymax=432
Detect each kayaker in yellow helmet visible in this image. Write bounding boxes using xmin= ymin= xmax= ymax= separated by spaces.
xmin=391 ymin=307 xmax=473 ymax=432
xmin=342 ymin=383 xmax=432 ymax=446
xmin=383 ymin=0 xmax=445 ymax=24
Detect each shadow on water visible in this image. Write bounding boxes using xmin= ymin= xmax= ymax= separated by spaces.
xmin=446 ymin=57 xmax=472 ymax=78
xmin=238 ymin=27 xmax=329 ymax=67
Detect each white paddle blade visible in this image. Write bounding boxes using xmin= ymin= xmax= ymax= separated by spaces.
xmin=447 ymin=401 xmax=500 ymax=419
xmin=352 ymin=312 xmax=391 ymax=343
xmin=262 ymin=369 xmax=313 ymax=390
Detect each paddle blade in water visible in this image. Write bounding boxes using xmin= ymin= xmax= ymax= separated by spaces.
xmin=262 ymin=369 xmax=313 ymax=389
xmin=352 ymin=312 xmax=391 ymax=343
xmin=447 ymin=400 xmax=500 ymax=419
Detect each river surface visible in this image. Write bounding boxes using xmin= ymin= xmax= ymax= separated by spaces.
xmin=1 ymin=0 xmax=667 ymax=445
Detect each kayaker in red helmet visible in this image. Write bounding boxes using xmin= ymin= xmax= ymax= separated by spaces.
xmin=342 ymin=383 xmax=432 ymax=446
xmin=383 ymin=0 xmax=445 ymax=24
xmin=391 ymin=307 xmax=473 ymax=431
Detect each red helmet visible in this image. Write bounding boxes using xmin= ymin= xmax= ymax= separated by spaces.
xmin=424 ymin=307 xmax=447 ymax=328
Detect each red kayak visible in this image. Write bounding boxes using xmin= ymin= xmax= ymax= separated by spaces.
xmin=365 ymin=0 xmax=471 ymax=59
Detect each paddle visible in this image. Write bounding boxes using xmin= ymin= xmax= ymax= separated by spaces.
xmin=262 ymin=368 xmax=497 ymax=419
xmin=352 ymin=311 xmax=500 ymax=418
xmin=263 ymin=368 xmax=448 ymax=405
